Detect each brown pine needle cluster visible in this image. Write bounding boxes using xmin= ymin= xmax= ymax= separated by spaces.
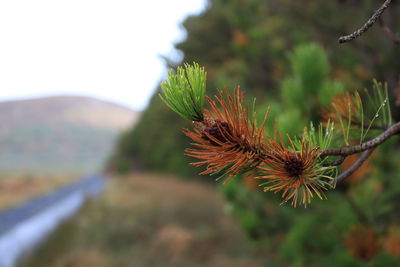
xmin=183 ymin=87 xmax=335 ymax=207
xmin=257 ymin=134 xmax=334 ymax=207
xmin=322 ymin=92 xmax=362 ymax=125
xmin=183 ymin=87 xmax=269 ymax=183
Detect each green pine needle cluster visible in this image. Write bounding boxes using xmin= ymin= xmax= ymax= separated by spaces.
xmin=159 ymin=62 xmax=206 ymax=121
xmin=301 ymin=121 xmax=335 ymax=150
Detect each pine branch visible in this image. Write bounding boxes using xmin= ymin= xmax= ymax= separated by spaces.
xmin=334 ymin=149 xmax=374 ymax=184
xmin=321 ymin=121 xmax=400 ymax=156
xmin=338 ymin=0 xmax=392 ymax=43
xmin=324 ymin=156 xmax=346 ymax=167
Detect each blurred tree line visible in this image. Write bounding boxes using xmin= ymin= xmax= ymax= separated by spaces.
xmin=109 ymin=0 xmax=400 ymax=265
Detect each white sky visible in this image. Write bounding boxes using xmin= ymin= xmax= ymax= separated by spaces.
xmin=0 ymin=0 xmax=206 ymax=110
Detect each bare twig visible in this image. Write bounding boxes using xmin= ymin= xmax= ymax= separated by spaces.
xmin=325 ymin=156 xmax=346 ymax=167
xmin=379 ymin=18 xmax=400 ymax=44
xmin=338 ymin=0 xmax=392 ymax=43
xmin=333 ymin=156 xmax=346 ymax=166
xmin=321 ymin=121 xmax=400 ymax=156
xmin=334 ymin=149 xmax=374 ymax=184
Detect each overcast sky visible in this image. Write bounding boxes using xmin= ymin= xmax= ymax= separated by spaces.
xmin=0 ymin=0 xmax=206 ymax=110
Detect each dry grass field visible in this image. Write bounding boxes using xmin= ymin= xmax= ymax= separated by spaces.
xmin=20 ymin=173 xmax=267 ymax=267
xmin=0 ymin=173 xmax=79 ymax=211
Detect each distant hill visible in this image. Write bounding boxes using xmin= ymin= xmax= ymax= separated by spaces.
xmin=0 ymin=96 xmax=140 ymax=173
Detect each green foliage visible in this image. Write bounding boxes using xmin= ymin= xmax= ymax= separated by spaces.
xmin=364 ymin=80 xmax=392 ymax=129
xmin=319 ymin=80 xmax=344 ymax=107
xmin=372 ymin=253 xmax=400 ymax=267
xmin=220 ymin=177 xmax=289 ymax=239
xmin=160 ymin=62 xmax=206 ymax=121
xmin=278 ymin=43 xmax=343 ymax=135
xmin=290 ymin=43 xmax=329 ymax=95
xmin=279 ymin=194 xmax=359 ymax=266
xmin=302 ymin=121 xmax=335 ymax=150
xmin=109 ymin=95 xmax=197 ymax=176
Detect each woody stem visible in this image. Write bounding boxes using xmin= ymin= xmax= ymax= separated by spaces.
xmin=338 ymin=0 xmax=392 ymax=43
xmin=333 ymin=148 xmax=375 ymax=184
xmin=321 ymin=121 xmax=400 ymax=156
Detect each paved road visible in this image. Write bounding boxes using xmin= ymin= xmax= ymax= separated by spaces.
xmin=0 ymin=175 xmax=106 ymax=235
xmin=0 ymin=175 xmax=106 ymax=267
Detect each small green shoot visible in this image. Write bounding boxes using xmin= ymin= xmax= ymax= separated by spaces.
xmin=160 ymin=62 xmax=206 ymax=121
